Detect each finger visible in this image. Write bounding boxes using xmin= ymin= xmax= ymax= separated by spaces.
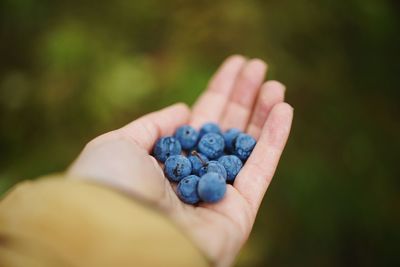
xmin=119 ymin=103 xmax=191 ymax=151
xmin=234 ymin=102 xmax=293 ymax=213
xmin=247 ymin=80 xmax=286 ymax=139
xmin=220 ymin=59 xmax=267 ymax=131
xmin=191 ymin=55 xmax=247 ymax=128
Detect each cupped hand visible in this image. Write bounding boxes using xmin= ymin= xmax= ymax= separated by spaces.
xmin=67 ymin=55 xmax=293 ymax=267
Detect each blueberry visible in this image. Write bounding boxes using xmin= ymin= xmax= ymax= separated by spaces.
xmin=218 ymin=155 xmax=243 ymax=182
xmin=153 ymin=137 xmax=182 ymax=163
xmin=174 ymin=125 xmax=199 ymax=150
xmin=177 ymin=175 xmax=200 ymax=204
xmin=198 ymin=133 xmax=225 ymax=159
xmin=233 ymin=133 xmax=256 ymax=161
xmin=164 ymin=155 xmax=192 ymax=182
xmin=223 ymin=128 xmax=241 ymax=153
xmin=188 ymin=151 xmax=209 ymax=175
xmin=198 ymin=172 xmax=226 ymax=203
xmin=199 ymin=122 xmax=221 ymax=138
xmin=198 ymin=161 xmax=227 ymax=180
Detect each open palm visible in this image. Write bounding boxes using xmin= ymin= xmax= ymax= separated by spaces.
xmin=67 ymin=55 xmax=293 ymax=267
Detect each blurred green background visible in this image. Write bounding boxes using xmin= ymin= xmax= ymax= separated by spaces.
xmin=1 ymin=0 xmax=399 ymax=266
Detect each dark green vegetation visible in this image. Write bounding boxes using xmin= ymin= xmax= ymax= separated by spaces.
xmin=0 ymin=0 xmax=399 ymax=266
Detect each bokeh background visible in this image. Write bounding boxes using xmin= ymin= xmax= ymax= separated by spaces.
xmin=1 ymin=0 xmax=399 ymax=266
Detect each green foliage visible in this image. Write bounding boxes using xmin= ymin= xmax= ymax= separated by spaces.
xmin=0 ymin=0 xmax=399 ymax=266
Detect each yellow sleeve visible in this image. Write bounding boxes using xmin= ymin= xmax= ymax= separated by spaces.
xmin=0 ymin=176 xmax=209 ymax=267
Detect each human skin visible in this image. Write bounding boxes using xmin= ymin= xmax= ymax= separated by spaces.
xmin=67 ymin=55 xmax=293 ymax=267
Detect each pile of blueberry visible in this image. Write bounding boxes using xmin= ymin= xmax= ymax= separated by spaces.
xmin=153 ymin=123 xmax=256 ymax=204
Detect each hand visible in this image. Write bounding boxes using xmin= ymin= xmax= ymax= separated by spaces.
xmin=67 ymin=55 xmax=293 ymax=267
